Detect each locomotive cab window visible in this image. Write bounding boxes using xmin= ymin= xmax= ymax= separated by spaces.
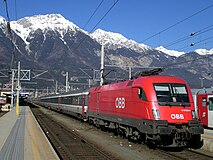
xmin=154 ymin=83 xmax=190 ymax=106
xmin=138 ymin=88 xmax=147 ymax=101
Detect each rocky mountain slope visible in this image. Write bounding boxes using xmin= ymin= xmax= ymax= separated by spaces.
xmin=0 ymin=14 xmax=212 ymax=90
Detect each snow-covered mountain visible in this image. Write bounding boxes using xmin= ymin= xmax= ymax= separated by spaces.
xmin=91 ymin=29 xmax=151 ymax=53
xmin=11 ymin=14 xmax=86 ymax=44
xmin=155 ymin=46 xmax=185 ymax=57
xmin=0 ymin=13 xmax=213 ymax=89
xmin=6 ymin=14 xmax=213 ymax=58
xmin=195 ymin=49 xmax=213 ymax=55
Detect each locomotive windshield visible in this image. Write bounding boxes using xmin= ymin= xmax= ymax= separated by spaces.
xmin=154 ymin=83 xmax=190 ymax=106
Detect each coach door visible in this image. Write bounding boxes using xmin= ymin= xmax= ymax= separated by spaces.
xmin=207 ymin=95 xmax=213 ymax=128
xmin=198 ymin=95 xmax=208 ymax=127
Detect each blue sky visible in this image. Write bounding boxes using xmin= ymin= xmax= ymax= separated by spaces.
xmin=0 ymin=0 xmax=212 ymax=52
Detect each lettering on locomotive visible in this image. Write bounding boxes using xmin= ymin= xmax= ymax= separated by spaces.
xmin=170 ymin=113 xmax=184 ymax=119
xmin=115 ymin=97 xmax=125 ymax=109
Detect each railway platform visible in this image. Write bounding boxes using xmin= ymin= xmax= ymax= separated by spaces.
xmin=201 ymin=129 xmax=213 ymax=152
xmin=0 ymin=106 xmax=59 ymax=160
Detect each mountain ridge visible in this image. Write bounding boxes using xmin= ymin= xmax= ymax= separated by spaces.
xmin=0 ymin=14 xmax=212 ymax=90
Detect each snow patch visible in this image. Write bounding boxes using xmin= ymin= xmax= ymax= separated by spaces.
xmin=156 ymin=46 xmax=185 ymax=57
xmin=91 ymin=29 xmax=151 ymax=53
xmin=0 ymin=16 xmax=8 ymax=32
xmin=10 ymin=14 xmax=85 ymax=44
xmin=0 ymin=16 xmax=6 ymax=25
xmin=195 ymin=49 xmax=213 ymax=55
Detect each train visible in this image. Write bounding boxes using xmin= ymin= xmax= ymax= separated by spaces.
xmin=36 ymin=90 xmax=89 ymax=119
xmin=32 ymin=72 xmax=204 ymax=149
xmin=192 ymin=88 xmax=213 ymax=128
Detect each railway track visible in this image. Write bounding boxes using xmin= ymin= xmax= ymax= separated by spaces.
xmin=30 ymin=104 xmax=116 ymax=160
xmin=158 ymin=147 xmax=213 ymax=160
xmin=157 ymin=144 xmax=213 ymax=160
xmin=29 ymin=103 xmax=213 ymax=160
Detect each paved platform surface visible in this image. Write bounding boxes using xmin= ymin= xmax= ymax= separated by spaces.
xmin=202 ymin=129 xmax=213 ymax=152
xmin=0 ymin=106 xmax=59 ymax=160
xmin=0 ymin=106 xmax=212 ymax=159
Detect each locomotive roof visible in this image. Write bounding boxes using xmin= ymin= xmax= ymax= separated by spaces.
xmin=90 ymin=75 xmax=187 ymax=92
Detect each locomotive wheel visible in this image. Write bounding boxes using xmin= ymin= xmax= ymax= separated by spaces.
xmin=100 ymin=125 xmax=107 ymax=131
xmin=147 ymin=140 xmax=157 ymax=149
xmin=113 ymin=128 xmax=119 ymax=136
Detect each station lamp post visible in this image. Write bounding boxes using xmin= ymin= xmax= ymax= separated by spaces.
xmin=199 ymin=77 xmax=205 ymax=88
xmin=62 ymin=72 xmax=69 ymax=92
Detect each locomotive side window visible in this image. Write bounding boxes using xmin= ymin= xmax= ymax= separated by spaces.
xmin=138 ymin=88 xmax=147 ymax=101
xmin=209 ymin=97 xmax=213 ymax=111
xmin=154 ymin=83 xmax=190 ymax=106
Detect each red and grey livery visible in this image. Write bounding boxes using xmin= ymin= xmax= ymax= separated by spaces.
xmin=193 ymin=88 xmax=213 ymax=128
xmin=88 ymin=75 xmax=203 ymax=148
xmin=33 ymin=75 xmax=204 ymax=148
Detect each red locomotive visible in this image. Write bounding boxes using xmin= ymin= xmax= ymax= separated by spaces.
xmin=34 ymin=70 xmax=204 ymax=149
xmin=88 ymin=74 xmax=203 ymax=148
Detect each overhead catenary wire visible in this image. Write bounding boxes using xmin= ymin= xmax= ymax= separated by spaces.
xmin=178 ymin=35 xmax=213 ymax=51
xmin=110 ymin=9 xmax=213 ymax=63
xmin=82 ymin=0 xmax=105 ymax=29
xmin=164 ymin=24 xmax=213 ymax=48
xmin=141 ymin=4 xmax=213 ymax=43
xmin=190 ymin=40 xmax=213 ymax=50
xmin=162 ymin=41 xmax=213 ymax=69
xmin=68 ymin=0 xmax=105 ymax=50
xmin=14 ymin=0 xmax=17 ymax=20
xmin=162 ymin=25 xmax=213 ymax=55
xmin=72 ymin=0 xmax=120 ymax=52
xmin=108 ymin=25 xmax=213 ymax=72
xmin=162 ymin=54 xmax=211 ymax=68
xmin=3 ymin=0 xmax=16 ymax=71
xmin=3 ymin=0 xmax=10 ymax=22
xmin=73 ymin=2 xmax=212 ymax=80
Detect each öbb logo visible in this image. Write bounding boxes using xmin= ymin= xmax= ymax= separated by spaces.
xmin=170 ymin=114 xmax=184 ymax=119
xmin=115 ymin=97 xmax=125 ymax=109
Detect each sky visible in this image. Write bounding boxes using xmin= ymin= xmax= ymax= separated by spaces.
xmin=0 ymin=0 xmax=213 ymax=52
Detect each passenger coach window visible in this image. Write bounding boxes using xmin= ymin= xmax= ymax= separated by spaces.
xmin=138 ymin=88 xmax=147 ymax=101
xmin=85 ymin=95 xmax=89 ymax=105
xmin=202 ymin=98 xmax=206 ymax=107
xmin=208 ymin=98 xmax=213 ymax=111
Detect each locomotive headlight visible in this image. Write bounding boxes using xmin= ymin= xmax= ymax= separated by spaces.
xmin=152 ymin=109 xmax=160 ymax=119
xmin=191 ymin=110 xmax=197 ymax=119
